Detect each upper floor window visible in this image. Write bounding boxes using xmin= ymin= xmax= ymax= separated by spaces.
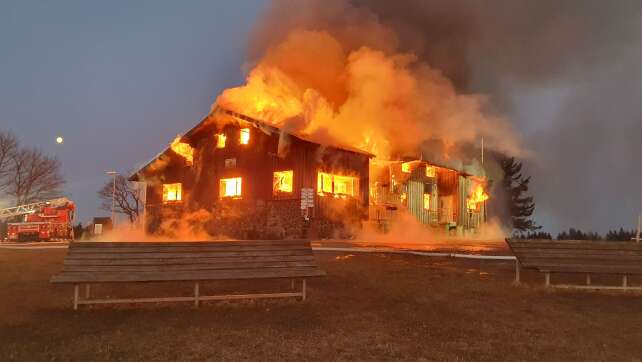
xmin=239 ymin=128 xmax=250 ymax=145
xmin=162 ymin=183 xmax=182 ymax=203
xmin=216 ymin=133 xmax=226 ymax=149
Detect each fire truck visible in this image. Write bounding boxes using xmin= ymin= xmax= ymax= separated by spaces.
xmin=0 ymin=198 xmax=75 ymax=242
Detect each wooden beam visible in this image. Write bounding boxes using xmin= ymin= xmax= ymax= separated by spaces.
xmin=552 ymin=284 xmax=642 ymax=291
xmin=73 ymin=285 xmax=79 ymax=311
xmin=194 ymin=282 xmax=200 ymax=308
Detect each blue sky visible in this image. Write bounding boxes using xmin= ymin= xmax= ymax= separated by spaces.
xmin=1 ymin=0 xmax=267 ymax=223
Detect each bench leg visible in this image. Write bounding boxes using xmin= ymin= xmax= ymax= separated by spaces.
xmin=194 ymin=282 xmax=200 ymax=308
xmin=622 ymin=275 xmax=628 ymax=290
xmin=586 ymin=274 xmax=591 ymax=286
xmin=544 ymin=272 xmax=551 ymax=288
xmin=514 ymin=260 xmax=521 ymax=284
xmin=73 ymin=285 xmax=79 ymax=310
xmin=301 ymin=279 xmax=307 ymax=301
xmin=85 ymin=284 xmax=91 ymax=299
xmin=291 ymin=279 xmax=295 ymax=290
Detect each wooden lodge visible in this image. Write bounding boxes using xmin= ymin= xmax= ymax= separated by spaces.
xmin=130 ymin=108 xmax=372 ymax=239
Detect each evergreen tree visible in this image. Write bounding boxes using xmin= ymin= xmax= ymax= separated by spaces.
xmin=501 ymin=157 xmax=540 ymax=232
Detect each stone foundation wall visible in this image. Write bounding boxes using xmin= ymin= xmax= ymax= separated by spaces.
xmin=146 ymin=197 xmax=365 ymax=240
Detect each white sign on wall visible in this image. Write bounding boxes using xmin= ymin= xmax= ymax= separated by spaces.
xmin=301 ymin=188 xmax=315 ymax=209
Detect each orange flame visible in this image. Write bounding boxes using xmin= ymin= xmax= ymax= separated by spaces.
xmin=467 ymin=184 xmax=489 ymax=211
xmin=170 ymin=136 xmax=194 ymax=164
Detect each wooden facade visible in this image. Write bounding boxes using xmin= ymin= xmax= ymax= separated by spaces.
xmin=369 ymin=160 xmax=487 ymax=233
xmin=131 ymin=114 xmax=372 ymax=239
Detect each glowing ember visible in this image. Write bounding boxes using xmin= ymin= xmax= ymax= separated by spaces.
xmin=170 ymin=136 xmax=194 ymax=164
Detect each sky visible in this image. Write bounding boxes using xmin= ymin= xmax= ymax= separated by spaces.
xmin=2 ymin=0 xmax=641 ymax=234
xmin=1 ymin=0 xmax=267 ymax=224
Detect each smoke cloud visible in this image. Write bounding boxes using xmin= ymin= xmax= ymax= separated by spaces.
xmin=215 ymin=0 xmax=524 ymax=161
xmin=233 ymin=0 xmax=641 ymax=233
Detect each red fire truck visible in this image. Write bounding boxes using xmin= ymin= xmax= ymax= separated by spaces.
xmin=1 ymin=198 xmax=75 ymax=242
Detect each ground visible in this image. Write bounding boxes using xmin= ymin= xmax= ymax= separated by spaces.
xmin=0 ymin=246 xmax=641 ymax=361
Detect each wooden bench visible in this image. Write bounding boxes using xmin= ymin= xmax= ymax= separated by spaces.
xmin=507 ymin=239 xmax=642 ymax=291
xmin=51 ymin=240 xmax=326 ymax=310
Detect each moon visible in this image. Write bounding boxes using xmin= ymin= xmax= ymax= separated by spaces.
xmin=56 ymin=136 xmax=64 ymax=144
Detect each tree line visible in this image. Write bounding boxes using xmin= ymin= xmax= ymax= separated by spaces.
xmin=500 ymin=156 xmax=638 ymax=242
xmin=0 ymin=130 xmax=65 ymax=206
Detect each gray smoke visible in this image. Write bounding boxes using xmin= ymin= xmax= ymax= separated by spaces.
xmin=252 ymin=0 xmax=642 ymax=233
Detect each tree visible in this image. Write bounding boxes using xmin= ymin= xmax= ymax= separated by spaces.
xmin=501 ymin=157 xmax=540 ymax=233
xmin=557 ymin=228 xmax=602 ymax=241
xmin=0 ymin=131 xmax=18 ymax=193
xmin=98 ymin=174 xmax=143 ymax=223
xmin=6 ymin=147 xmax=65 ymax=205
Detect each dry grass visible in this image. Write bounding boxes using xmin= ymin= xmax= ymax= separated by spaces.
xmin=0 ymin=248 xmax=641 ymax=361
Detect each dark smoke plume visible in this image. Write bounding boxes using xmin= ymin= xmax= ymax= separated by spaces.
xmin=250 ymin=0 xmax=642 ymax=233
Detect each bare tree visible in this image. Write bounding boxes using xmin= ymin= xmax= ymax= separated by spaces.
xmin=6 ymin=147 xmax=65 ymax=205
xmin=98 ymin=174 xmax=143 ymax=223
xmin=0 ymin=131 xmax=19 ymax=192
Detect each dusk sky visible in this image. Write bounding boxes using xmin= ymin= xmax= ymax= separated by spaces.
xmin=1 ymin=0 xmax=267 ymax=224
xmin=2 ymin=1 xmax=641 ymax=234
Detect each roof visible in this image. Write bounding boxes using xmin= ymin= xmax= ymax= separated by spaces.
xmin=211 ymin=108 xmax=375 ymax=157
xmin=129 ymin=107 xmax=374 ymax=181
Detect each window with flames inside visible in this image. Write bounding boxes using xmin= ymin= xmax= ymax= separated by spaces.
xmin=162 ymin=183 xmax=182 ymax=203
xmin=273 ymin=170 xmax=293 ymax=195
xmin=220 ymin=177 xmax=242 ymax=199
xmin=317 ymin=172 xmax=358 ymax=197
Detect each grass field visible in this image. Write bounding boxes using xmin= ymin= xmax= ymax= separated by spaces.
xmin=0 ymin=248 xmax=641 ymax=361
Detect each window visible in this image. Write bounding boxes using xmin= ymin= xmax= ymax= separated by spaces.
xmin=162 ymin=183 xmax=182 ymax=203
xmin=425 ymin=165 xmax=436 ymax=178
xmin=239 ymin=128 xmax=250 ymax=145
xmin=219 ymin=177 xmax=242 ymax=198
xmin=273 ymin=170 xmax=293 ymax=194
xmin=216 ymin=133 xmax=226 ymax=149
xmin=224 ymin=158 xmax=236 ymax=168
xmin=317 ymin=172 xmax=358 ymax=197
xmin=423 ymin=193 xmax=431 ymax=210
xmin=401 ymin=162 xmax=411 ymax=173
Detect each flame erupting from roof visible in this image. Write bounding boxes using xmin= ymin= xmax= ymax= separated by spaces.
xmin=170 ymin=136 xmax=194 ymax=164
xmin=214 ymin=14 xmax=523 ymax=161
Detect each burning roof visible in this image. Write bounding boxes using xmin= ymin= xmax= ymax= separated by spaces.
xmin=129 ymin=106 xmax=373 ymax=182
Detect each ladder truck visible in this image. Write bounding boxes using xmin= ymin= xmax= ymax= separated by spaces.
xmin=0 ymin=198 xmax=75 ymax=242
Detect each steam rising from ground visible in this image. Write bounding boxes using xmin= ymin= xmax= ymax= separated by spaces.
xmin=216 ymin=0 xmax=523 ymax=160
xmin=357 ymin=212 xmax=507 ymax=244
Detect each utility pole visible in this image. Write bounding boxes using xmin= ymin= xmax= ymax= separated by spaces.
xmin=106 ymin=171 xmax=118 ymax=226
xmin=635 ymin=213 xmax=642 ymax=243
xmin=481 ymin=137 xmax=484 ymax=165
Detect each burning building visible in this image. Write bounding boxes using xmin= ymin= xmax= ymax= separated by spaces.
xmin=130 ymin=108 xmax=372 ymax=239
xmin=369 ymin=158 xmax=489 ymax=234
xmin=131 ymin=107 xmax=489 ymax=239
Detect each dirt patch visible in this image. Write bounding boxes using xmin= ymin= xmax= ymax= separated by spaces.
xmin=0 ymin=248 xmax=640 ymax=361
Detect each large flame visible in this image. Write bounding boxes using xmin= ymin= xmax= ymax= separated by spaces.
xmin=467 ymin=184 xmax=489 ymax=211
xmin=170 ymin=136 xmax=194 ymax=164
xmin=215 ymin=28 xmax=523 ymax=161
